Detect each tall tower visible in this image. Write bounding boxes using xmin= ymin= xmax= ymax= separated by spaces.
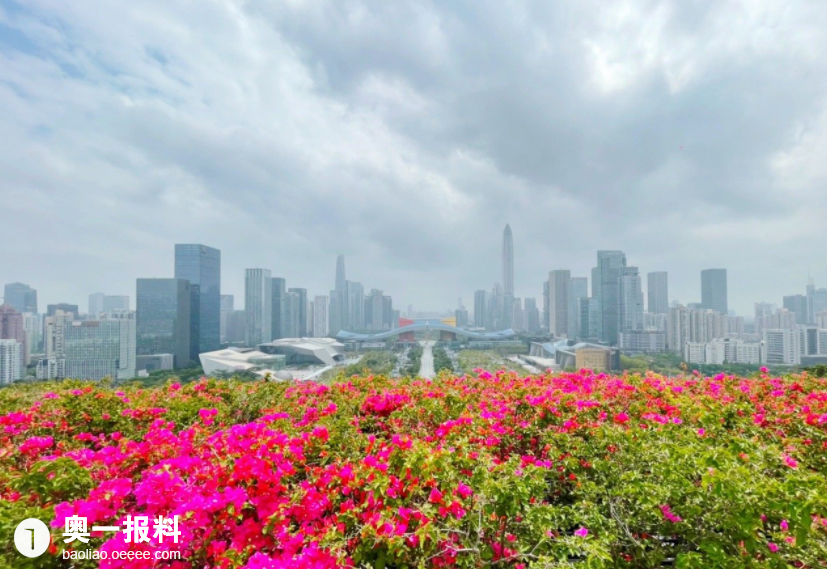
xmin=336 ymin=255 xmax=346 ymax=293
xmin=502 ymin=224 xmax=514 ymax=297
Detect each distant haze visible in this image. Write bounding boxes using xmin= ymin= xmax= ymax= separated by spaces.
xmin=2 ymin=1 xmax=826 ymax=315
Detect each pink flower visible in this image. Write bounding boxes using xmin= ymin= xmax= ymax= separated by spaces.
xmin=768 ymin=542 xmax=779 ymax=553
xmin=697 ymin=428 xmax=705 ymax=436
xmin=780 ymin=519 xmax=788 ymax=532
xmin=429 ymin=488 xmax=443 ymax=503
xmin=660 ymin=504 xmax=682 ymax=523
xmin=614 ymin=412 xmax=630 ymax=424
xmin=455 ymin=483 xmax=473 ymax=499
xmin=574 ymin=527 xmax=589 ymax=538
xmin=782 ymin=454 xmax=798 ymax=469
xmin=760 ymin=366 xmax=769 ymax=373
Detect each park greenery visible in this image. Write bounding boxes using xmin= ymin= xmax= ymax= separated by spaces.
xmin=431 ymin=345 xmax=454 ymax=373
xmin=342 ymin=351 xmax=396 ymax=377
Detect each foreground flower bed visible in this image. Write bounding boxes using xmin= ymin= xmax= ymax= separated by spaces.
xmin=2 ymin=369 xmax=827 ymax=568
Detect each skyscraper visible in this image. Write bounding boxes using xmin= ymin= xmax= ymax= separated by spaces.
xmin=331 ymin=255 xmax=347 ymax=333
xmin=245 ymin=269 xmax=272 ymax=346
xmin=346 ymin=281 xmax=365 ymax=330
xmin=270 ymin=277 xmax=286 ymax=339
xmin=647 ymin=272 xmax=669 ymax=314
xmin=593 ymin=251 xmax=627 ymax=345
xmin=474 ymin=290 xmax=488 ymax=329
xmin=283 ymin=291 xmax=301 ymax=338
xmin=618 ymin=267 xmax=644 ymax=333
xmin=220 ymin=294 xmax=234 ymax=344
xmin=568 ymin=277 xmax=588 ymax=340
xmin=288 ymin=288 xmax=308 ymax=337
xmin=136 ymin=278 xmax=192 ymax=368
xmin=0 ymin=304 xmax=27 ymax=366
xmin=502 ymin=224 xmax=514 ymax=297
xmin=700 ymin=269 xmax=728 ymax=314
xmin=3 ymin=283 xmax=37 ymax=314
xmin=175 ymin=244 xmax=221 ymax=358
xmin=336 ymin=255 xmax=346 ymax=294
xmin=524 ymin=298 xmax=540 ymax=334
xmin=313 ymin=295 xmax=329 ymax=338
xmin=547 ymin=270 xmax=571 ymax=337
xmin=783 ymin=294 xmax=808 ymax=326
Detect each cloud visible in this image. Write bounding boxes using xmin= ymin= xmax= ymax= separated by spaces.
xmin=1 ymin=0 xmax=827 ymax=315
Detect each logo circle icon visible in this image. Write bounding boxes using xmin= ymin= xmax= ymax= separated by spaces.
xmin=14 ymin=518 xmax=51 ymax=558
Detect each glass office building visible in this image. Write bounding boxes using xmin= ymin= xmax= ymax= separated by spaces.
xmin=175 ymin=244 xmax=221 ymax=359
xmin=136 ymin=278 xmax=192 ymax=368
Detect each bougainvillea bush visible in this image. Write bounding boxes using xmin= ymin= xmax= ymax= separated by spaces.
xmin=2 ymin=369 xmax=827 ymax=568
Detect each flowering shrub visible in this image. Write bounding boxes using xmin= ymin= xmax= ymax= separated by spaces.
xmin=1 ymin=369 xmax=827 ymax=568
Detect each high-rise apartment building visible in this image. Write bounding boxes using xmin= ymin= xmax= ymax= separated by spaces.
xmin=136 ymin=278 xmax=192 ymax=368
xmin=593 ymin=251 xmax=626 ymax=345
xmin=3 ymin=282 xmax=37 ymax=314
xmin=313 ymin=295 xmax=328 ymax=338
xmin=0 ymin=339 xmax=22 ymax=384
xmin=64 ymin=311 xmax=137 ymax=380
xmin=502 ymin=224 xmax=514 ymax=297
xmin=245 ymin=269 xmax=272 ymax=346
xmin=701 ymin=269 xmax=728 ymax=314
xmin=618 ymin=267 xmax=644 ymax=333
xmin=175 ymin=244 xmax=221 ymax=358
xmin=288 ymin=288 xmax=308 ymax=337
xmin=0 ymin=304 xmax=27 ymax=365
xmin=647 ymin=272 xmax=669 ymax=314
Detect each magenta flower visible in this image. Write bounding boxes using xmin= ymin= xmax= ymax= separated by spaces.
xmin=574 ymin=527 xmax=589 ymax=538
xmin=780 ymin=519 xmax=788 ymax=532
xmin=768 ymin=542 xmax=779 ymax=553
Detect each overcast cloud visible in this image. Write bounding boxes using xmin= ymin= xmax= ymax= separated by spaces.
xmin=2 ymin=0 xmax=827 ymax=315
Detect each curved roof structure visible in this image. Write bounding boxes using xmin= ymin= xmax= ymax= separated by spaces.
xmin=336 ymin=321 xmax=515 ymax=341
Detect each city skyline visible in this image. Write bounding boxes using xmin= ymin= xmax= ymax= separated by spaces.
xmin=3 ymin=3 xmax=827 ymax=316
xmin=3 ymin=236 xmax=827 ymax=320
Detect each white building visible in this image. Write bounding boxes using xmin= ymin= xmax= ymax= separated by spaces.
xmin=684 ymin=342 xmax=708 ymax=365
xmin=0 ymin=339 xmax=23 ymax=384
xmin=619 ymin=331 xmax=666 ymax=353
xmin=200 ymin=347 xmax=286 ymax=378
xmin=258 ymin=337 xmax=345 ymax=366
xmin=762 ymin=329 xmax=801 ymax=365
xmin=313 ymin=295 xmax=328 ymax=338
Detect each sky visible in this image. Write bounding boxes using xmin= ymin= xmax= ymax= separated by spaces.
xmin=1 ymin=0 xmax=827 ymax=317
